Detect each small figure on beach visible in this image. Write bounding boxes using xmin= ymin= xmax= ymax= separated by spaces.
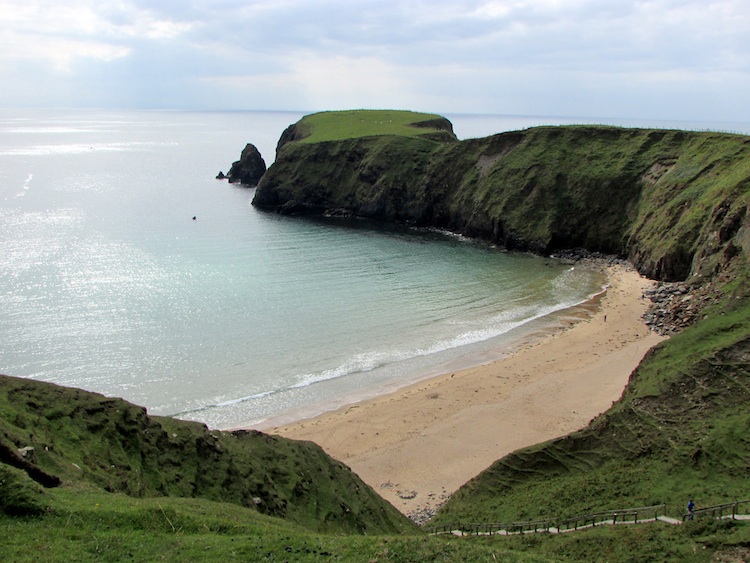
xmin=687 ymin=499 xmax=696 ymax=520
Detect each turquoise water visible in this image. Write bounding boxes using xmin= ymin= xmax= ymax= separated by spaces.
xmin=3 ymin=109 xmax=712 ymax=430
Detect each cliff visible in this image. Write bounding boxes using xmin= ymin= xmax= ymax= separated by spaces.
xmin=251 ymin=112 xmax=750 ymax=282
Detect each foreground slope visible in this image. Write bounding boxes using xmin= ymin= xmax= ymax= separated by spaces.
xmin=0 ymin=374 xmax=414 ymax=536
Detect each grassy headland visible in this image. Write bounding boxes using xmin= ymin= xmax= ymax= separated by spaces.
xmin=291 ymin=110 xmax=457 ymax=144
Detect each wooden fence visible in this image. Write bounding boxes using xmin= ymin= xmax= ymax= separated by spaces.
xmin=425 ymin=504 xmax=668 ymax=536
xmin=426 ymin=501 xmax=750 ymax=536
xmin=683 ymin=499 xmax=750 ymax=522
xmin=556 ymin=504 xmax=667 ymax=532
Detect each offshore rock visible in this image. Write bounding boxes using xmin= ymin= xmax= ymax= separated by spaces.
xmin=227 ymin=143 xmax=267 ymax=186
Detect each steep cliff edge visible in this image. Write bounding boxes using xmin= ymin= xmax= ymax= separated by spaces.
xmin=251 ymin=112 xmax=750 ymax=282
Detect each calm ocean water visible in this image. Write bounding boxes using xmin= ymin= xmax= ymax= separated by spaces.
xmin=1 ymin=109 xmax=746 ymax=429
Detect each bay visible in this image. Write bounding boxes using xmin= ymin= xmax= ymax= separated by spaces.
xmin=3 ymin=109 xmax=740 ymax=429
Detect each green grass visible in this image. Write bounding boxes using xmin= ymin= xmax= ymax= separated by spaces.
xmin=294 ymin=110 xmax=457 ymax=144
xmin=3 ymin=484 xmax=746 ymax=561
xmin=1 ymin=486 xmax=549 ymax=562
xmin=0 ymin=375 xmax=414 ymax=536
xmin=497 ymin=520 xmax=750 ymax=563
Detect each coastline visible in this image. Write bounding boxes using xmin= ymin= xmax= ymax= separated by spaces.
xmin=269 ymin=264 xmax=665 ymax=519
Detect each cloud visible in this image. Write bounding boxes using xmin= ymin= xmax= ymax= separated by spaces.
xmin=1 ymin=0 xmax=748 ymax=121
xmin=2 ymin=30 xmax=131 ymax=72
xmin=0 ymin=0 xmax=192 ymax=71
xmin=287 ymin=54 xmax=416 ymax=110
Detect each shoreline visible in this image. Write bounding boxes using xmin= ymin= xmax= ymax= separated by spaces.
xmin=269 ymin=264 xmax=665 ymax=519
xmin=247 ymin=262 xmax=609 ymax=432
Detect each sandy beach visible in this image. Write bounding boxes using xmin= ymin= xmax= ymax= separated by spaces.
xmin=269 ymin=264 xmax=665 ymax=518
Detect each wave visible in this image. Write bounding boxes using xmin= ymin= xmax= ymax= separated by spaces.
xmin=175 ymin=286 xmax=604 ymax=421
xmin=171 ymin=389 xmax=276 ymax=416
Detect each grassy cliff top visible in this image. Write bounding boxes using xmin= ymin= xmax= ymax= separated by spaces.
xmin=292 ymin=109 xmax=457 ymax=144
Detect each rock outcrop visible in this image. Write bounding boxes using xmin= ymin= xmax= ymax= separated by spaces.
xmin=227 ymin=143 xmax=266 ymax=186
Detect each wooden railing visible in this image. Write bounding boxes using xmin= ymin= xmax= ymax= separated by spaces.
xmin=425 ymin=504 xmax=668 ymax=536
xmin=425 ymin=501 xmax=750 ymax=536
xmin=683 ymin=500 xmax=750 ymax=522
xmin=557 ymin=504 xmax=667 ymax=532
xmin=425 ymin=519 xmax=555 ymax=536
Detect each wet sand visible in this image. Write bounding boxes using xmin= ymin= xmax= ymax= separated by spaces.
xmin=269 ymin=265 xmax=665 ymax=517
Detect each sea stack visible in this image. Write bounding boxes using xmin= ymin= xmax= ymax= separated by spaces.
xmin=227 ymin=143 xmax=267 ymax=186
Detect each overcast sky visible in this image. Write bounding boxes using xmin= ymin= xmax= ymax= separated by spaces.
xmin=2 ymin=0 xmax=749 ymax=122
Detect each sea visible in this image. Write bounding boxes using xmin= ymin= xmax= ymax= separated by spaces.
xmin=2 ymin=109 xmax=748 ymax=430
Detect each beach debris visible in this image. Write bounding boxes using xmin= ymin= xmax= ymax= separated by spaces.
xmin=407 ymin=495 xmax=451 ymax=525
xmin=642 ymin=280 xmax=722 ymax=335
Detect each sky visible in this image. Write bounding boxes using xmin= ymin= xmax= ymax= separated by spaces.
xmin=1 ymin=0 xmax=749 ymax=122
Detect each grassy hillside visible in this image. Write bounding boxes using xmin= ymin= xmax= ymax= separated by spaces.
xmin=270 ymin=109 xmax=458 ymax=160
xmin=3 ymin=443 xmax=744 ymax=561
xmin=0 ymin=375 xmax=554 ymax=561
xmin=3 ymin=386 xmax=746 ymax=561
xmin=0 ymin=375 xmax=414 ymax=536
xmin=443 ymin=127 xmax=750 ymax=280
xmin=2 ymin=474 xmax=558 ymax=561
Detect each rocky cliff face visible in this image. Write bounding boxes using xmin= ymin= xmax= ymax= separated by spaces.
xmin=250 ymin=118 xmax=750 ymax=282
